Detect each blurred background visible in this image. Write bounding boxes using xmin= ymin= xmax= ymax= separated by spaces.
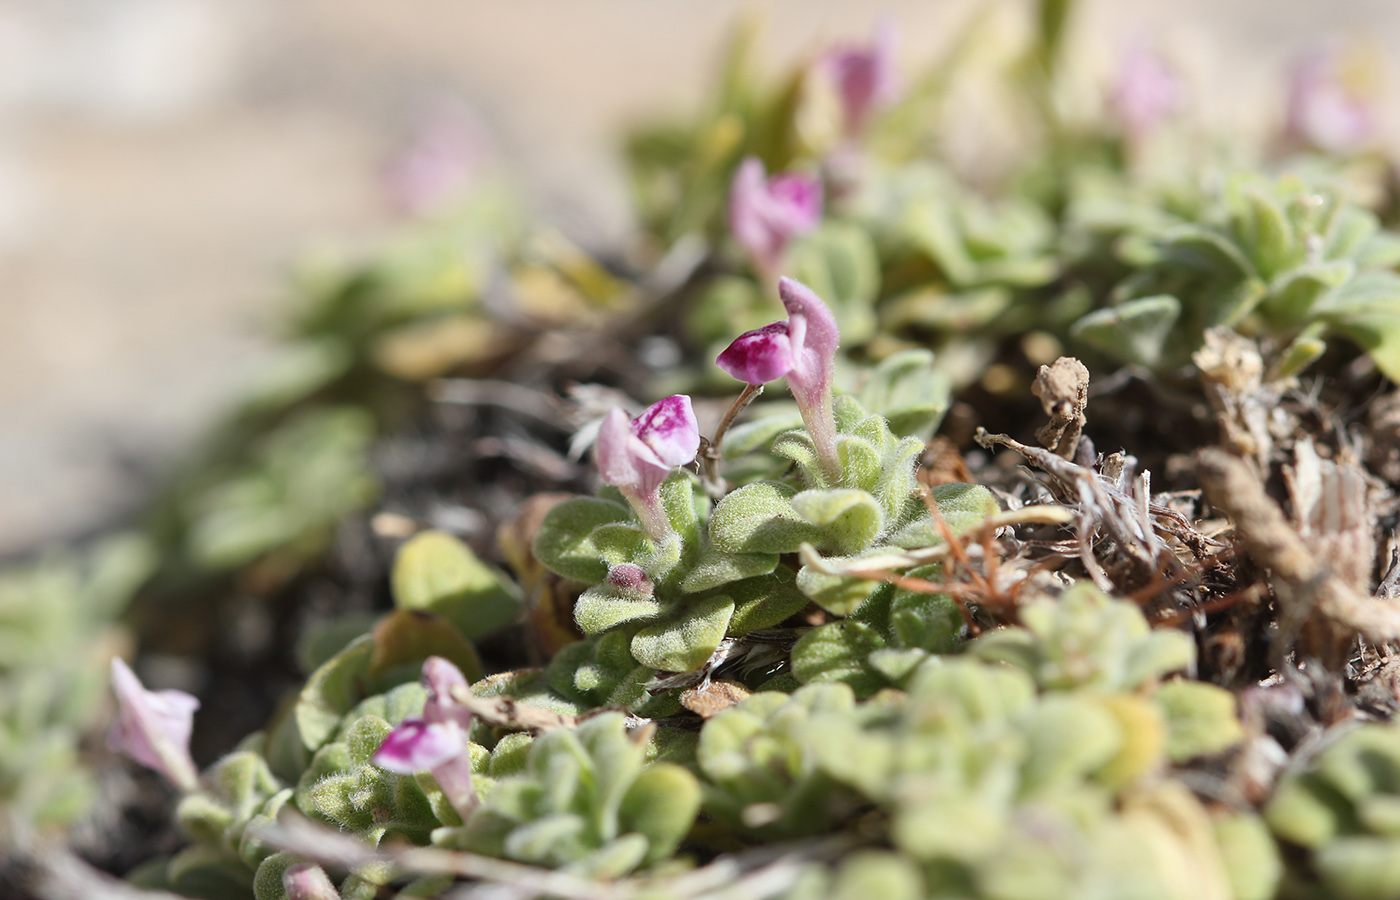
xmin=0 ymin=0 xmax=1396 ymax=557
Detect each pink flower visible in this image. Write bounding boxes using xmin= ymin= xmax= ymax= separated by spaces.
xmin=716 ymin=277 xmax=841 ymax=482
xmin=108 ymin=657 xmax=200 ymax=793
xmin=1109 ymin=42 xmax=1181 ymax=142
xmin=373 ymin=656 xmax=476 ymax=818
xmin=597 ymin=395 xmax=700 ymax=496
xmin=728 ymin=157 xmax=822 ymax=279
xmin=595 ymin=395 xmax=700 ymax=542
xmin=825 ymin=22 xmax=900 ymax=137
xmin=383 ymin=98 xmax=490 ymax=216
xmin=1285 ymin=47 xmax=1377 ymax=154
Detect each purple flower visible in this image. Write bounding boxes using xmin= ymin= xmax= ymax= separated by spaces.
xmin=596 ymin=395 xmax=700 ymax=542
xmin=1285 ymin=47 xmax=1377 ymax=154
xmin=728 ymin=157 xmax=822 ymax=280
xmin=108 ymin=657 xmax=200 ymax=793
xmin=824 ymin=22 xmax=900 ymax=137
xmin=373 ymin=656 xmax=476 ymax=818
xmin=716 ymin=277 xmax=841 ymax=482
xmin=1108 ymin=41 xmax=1181 ymax=143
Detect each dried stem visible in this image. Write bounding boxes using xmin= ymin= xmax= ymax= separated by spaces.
xmin=1196 ymin=448 xmax=1400 ymax=666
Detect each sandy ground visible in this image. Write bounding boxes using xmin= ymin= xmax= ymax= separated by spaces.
xmin=0 ymin=0 xmax=1397 ymax=555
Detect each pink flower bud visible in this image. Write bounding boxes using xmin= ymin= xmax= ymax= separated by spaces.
xmin=606 ymin=563 xmax=653 ymax=602
xmin=728 ymin=157 xmax=822 ymax=278
xmin=108 ymin=657 xmax=200 ymax=793
xmin=284 ymin=864 xmax=340 ymax=900
xmin=716 ymin=278 xmax=841 ymax=482
xmin=825 ymin=22 xmax=900 ymax=137
xmin=1285 ymin=46 xmax=1377 ymax=154
xmin=1109 ymin=42 xmax=1181 ymax=142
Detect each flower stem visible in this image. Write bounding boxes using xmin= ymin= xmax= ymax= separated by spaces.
xmin=619 ymin=484 xmax=674 ymax=545
xmin=702 ymin=383 xmax=763 ymax=495
xmin=800 ymin=391 xmax=842 ymax=485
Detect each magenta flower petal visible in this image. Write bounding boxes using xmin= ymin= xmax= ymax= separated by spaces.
xmin=779 ymin=277 xmax=840 ymax=381
xmin=728 ymin=157 xmax=822 ymax=276
xmin=826 ymin=22 xmax=900 ymax=136
xmin=596 ymin=408 xmax=644 ymax=488
xmin=373 ymin=718 xmax=465 ymax=773
xmin=108 ymin=657 xmax=200 ymax=792
xmin=632 ymin=394 xmax=701 ymax=468
xmin=597 ymin=396 xmax=700 ymax=495
xmin=422 ymin=656 xmax=472 ymax=731
xmin=716 ymin=322 xmax=795 ymax=385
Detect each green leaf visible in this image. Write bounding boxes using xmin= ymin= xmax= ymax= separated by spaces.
xmin=834 ymin=435 xmax=883 ymax=493
xmin=1155 ymin=680 xmax=1244 ymax=762
xmin=369 ymin=609 xmax=482 ymax=685
xmin=853 ymin=349 xmax=950 ymax=439
xmin=680 ymin=546 xmax=780 ymax=593
xmin=790 ymin=489 xmax=883 ymax=554
xmin=573 ymin=587 xmax=665 ymax=634
xmin=791 ymin=620 xmax=887 ymax=696
xmin=1317 ymin=270 xmax=1400 ymax=381
xmin=720 ymin=409 xmax=806 ymax=459
xmin=391 ymin=531 xmax=520 ymax=640
xmin=1163 ymin=224 xmax=1254 ymax=278
xmin=708 ymin=481 xmax=824 ymax=554
xmin=1264 ymin=260 xmax=1353 ymax=328
xmin=787 ymin=222 xmax=880 ymax=343
xmin=295 ymin=636 xmax=375 ymax=752
xmin=725 ymin=564 xmax=811 ymax=633
xmin=797 ymin=556 xmax=881 ymax=617
xmin=631 ymin=596 xmax=735 ymax=672
xmin=1071 ymin=295 xmax=1182 ymax=367
xmin=620 ymin=763 xmax=702 ymax=864
xmin=532 ymin=497 xmax=633 ymax=582
xmin=1240 ymin=187 xmax=1297 ymax=280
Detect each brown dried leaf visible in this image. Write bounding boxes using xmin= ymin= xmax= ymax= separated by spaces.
xmin=680 ymin=680 xmax=752 ymax=718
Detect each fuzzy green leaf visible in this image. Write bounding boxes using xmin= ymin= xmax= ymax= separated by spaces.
xmin=680 ymin=546 xmax=779 ymax=593
xmin=619 ymin=763 xmax=702 ymax=864
xmin=1155 ymin=680 xmax=1245 ymax=762
xmin=391 ymin=530 xmax=520 ymax=640
xmin=790 ymin=489 xmax=883 ymax=554
xmin=630 ymin=596 xmax=734 ymax=672
xmin=791 ymin=621 xmax=886 ymax=696
xmin=532 ymin=497 xmax=633 ymax=582
xmin=725 ymin=564 xmax=811 ymax=633
xmin=708 ymin=481 xmax=824 ymax=554
xmin=1071 ymin=295 xmax=1181 ymax=367
xmin=573 ymin=586 xmax=666 ymax=634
